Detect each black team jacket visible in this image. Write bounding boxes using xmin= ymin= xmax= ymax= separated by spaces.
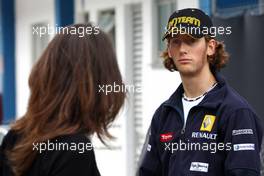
xmin=138 ymin=72 xmax=263 ymax=176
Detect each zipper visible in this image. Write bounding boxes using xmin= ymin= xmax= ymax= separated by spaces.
xmin=181 ymin=113 xmax=187 ymax=134
xmin=164 ymin=103 xmax=201 ymax=138
xmin=163 ymin=103 xmax=186 ymax=135
xmin=180 ymin=128 xmax=185 ymax=134
xmin=181 ymin=107 xmax=199 ymax=137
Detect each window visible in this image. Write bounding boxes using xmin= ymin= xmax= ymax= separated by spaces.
xmin=84 ymin=12 xmax=90 ymax=23
xmin=157 ymin=0 xmax=176 ymax=52
xmin=153 ymin=0 xmax=176 ymax=67
xmin=32 ymin=23 xmax=49 ymax=63
xmin=98 ymin=10 xmax=116 ymax=48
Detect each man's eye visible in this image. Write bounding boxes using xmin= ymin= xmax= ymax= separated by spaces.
xmin=171 ymin=38 xmax=196 ymax=45
xmin=186 ymin=38 xmax=196 ymax=45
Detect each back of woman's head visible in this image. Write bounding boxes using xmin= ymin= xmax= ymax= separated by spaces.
xmin=8 ymin=23 xmax=125 ymax=176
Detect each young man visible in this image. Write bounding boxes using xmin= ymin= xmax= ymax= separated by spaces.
xmin=137 ymin=8 xmax=263 ymax=176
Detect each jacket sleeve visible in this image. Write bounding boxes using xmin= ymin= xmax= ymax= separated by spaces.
xmin=223 ymin=108 xmax=263 ymax=176
xmin=137 ymin=107 xmax=162 ymax=176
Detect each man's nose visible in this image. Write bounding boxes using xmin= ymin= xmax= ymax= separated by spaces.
xmin=178 ymin=42 xmax=188 ymax=55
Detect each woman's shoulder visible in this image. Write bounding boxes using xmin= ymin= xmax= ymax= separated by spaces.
xmin=37 ymin=133 xmax=100 ymax=176
xmin=0 ymin=130 xmax=19 ymax=150
xmin=35 ymin=132 xmax=94 ymax=155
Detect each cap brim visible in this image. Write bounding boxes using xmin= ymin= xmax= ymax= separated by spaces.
xmin=162 ymin=27 xmax=202 ymax=41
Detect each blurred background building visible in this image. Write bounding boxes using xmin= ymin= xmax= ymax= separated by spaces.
xmin=0 ymin=0 xmax=264 ymax=176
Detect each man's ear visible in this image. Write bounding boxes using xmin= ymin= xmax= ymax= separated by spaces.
xmin=207 ymin=39 xmax=216 ymax=56
xmin=167 ymin=39 xmax=172 ymax=58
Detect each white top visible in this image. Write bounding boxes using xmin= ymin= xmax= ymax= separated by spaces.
xmin=182 ymin=96 xmax=204 ymax=126
xmin=181 ymin=82 xmax=218 ymax=127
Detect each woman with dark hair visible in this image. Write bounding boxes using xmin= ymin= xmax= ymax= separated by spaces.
xmin=0 ymin=23 xmax=125 ymax=176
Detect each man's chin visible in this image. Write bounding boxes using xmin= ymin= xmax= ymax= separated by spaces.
xmin=177 ymin=68 xmax=197 ymax=77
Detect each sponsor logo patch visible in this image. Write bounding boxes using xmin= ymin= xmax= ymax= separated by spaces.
xmin=233 ymin=143 xmax=255 ymax=151
xmin=160 ymin=132 xmax=174 ymax=142
xmin=190 ymin=162 xmax=209 ymax=172
xmin=232 ymin=129 xmax=253 ymax=136
xmin=192 ymin=132 xmax=217 ymax=140
xmin=200 ymin=115 xmax=216 ymax=132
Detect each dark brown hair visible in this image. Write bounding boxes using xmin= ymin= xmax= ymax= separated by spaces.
xmin=161 ymin=35 xmax=229 ymax=72
xmin=7 ymin=23 xmax=125 ymax=176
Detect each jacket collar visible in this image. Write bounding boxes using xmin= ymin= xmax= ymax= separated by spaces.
xmin=164 ymin=71 xmax=227 ymax=110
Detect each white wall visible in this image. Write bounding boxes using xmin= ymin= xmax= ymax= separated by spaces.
xmin=141 ymin=0 xmax=199 ymax=139
xmin=79 ymin=1 xmax=198 ymax=176
xmin=15 ymin=0 xmax=55 ymax=118
xmin=78 ymin=1 xmax=133 ymax=175
xmin=177 ymin=0 xmax=199 ymax=9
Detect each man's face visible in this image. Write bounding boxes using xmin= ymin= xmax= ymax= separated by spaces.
xmin=168 ymin=34 xmax=214 ymax=76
